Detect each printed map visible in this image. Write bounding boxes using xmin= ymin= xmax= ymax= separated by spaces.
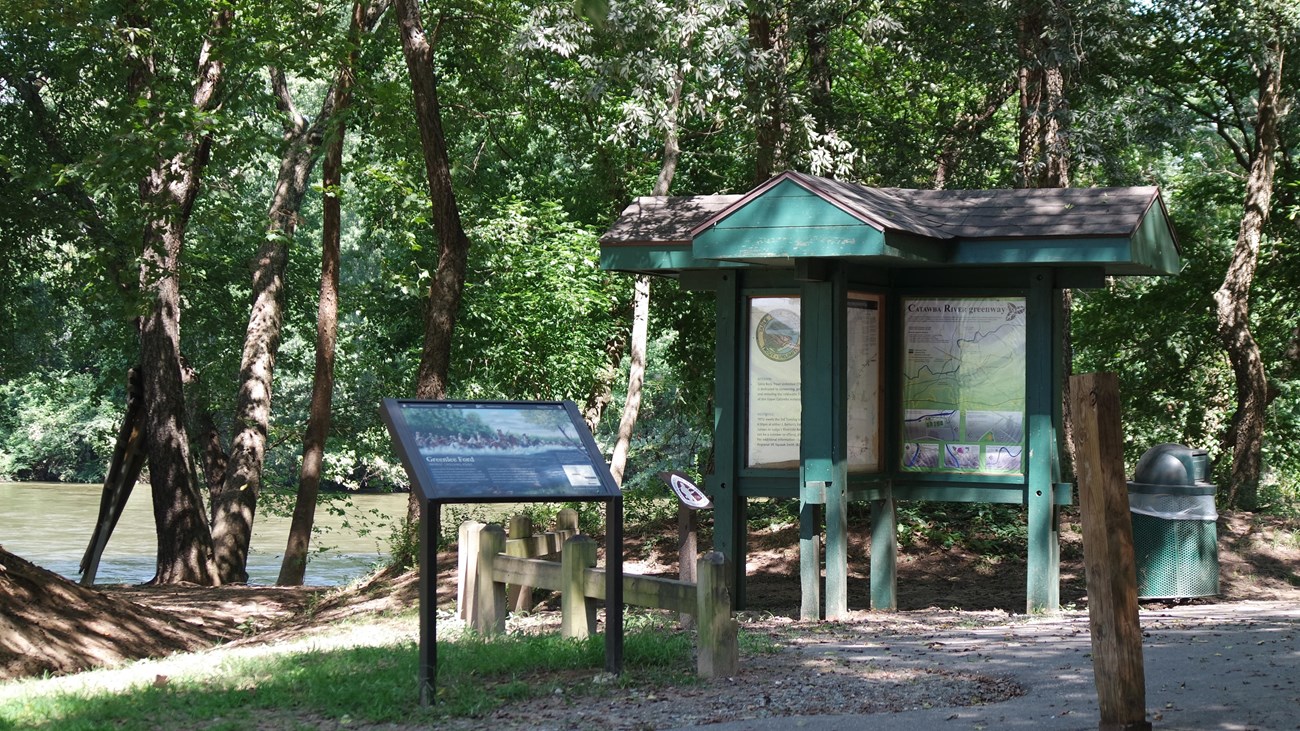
xmin=901 ymin=297 xmax=1026 ymax=474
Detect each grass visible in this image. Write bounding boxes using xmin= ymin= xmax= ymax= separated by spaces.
xmin=0 ymin=621 xmax=702 ymax=731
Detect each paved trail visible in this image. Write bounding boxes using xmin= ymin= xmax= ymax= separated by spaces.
xmin=669 ymin=601 xmax=1300 ymax=731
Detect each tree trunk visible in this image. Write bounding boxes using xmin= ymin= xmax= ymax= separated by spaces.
xmin=1015 ymin=1 xmax=1071 ymax=189
xmin=394 ymin=0 xmax=473 ymax=528
xmin=135 ymin=4 xmax=233 ymax=586
xmin=806 ymin=17 xmax=832 ymax=136
xmin=195 ymin=407 xmax=228 ymax=495
xmin=582 ymin=323 xmax=630 ymax=434
xmin=211 ymin=69 xmax=337 ymax=582
xmin=609 ymin=275 xmax=650 ymax=486
xmin=80 ymin=367 xmax=147 ymax=586
xmin=1015 ymin=0 xmax=1075 ymax=480
xmin=211 ymin=0 xmax=391 ymax=585
xmin=607 ymin=71 xmax=683 ymax=486
xmin=933 ymin=77 xmax=1016 ymax=190
xmin=1215 ymin=39 xmax=1283 ymax=511
xmin=279 ymin=0 xmax=389 ymax=586
xmin=748 ymin=2 xmax=781 ymax=184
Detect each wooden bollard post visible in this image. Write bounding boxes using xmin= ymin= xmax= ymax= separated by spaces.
xmin=678 ymin=505 xmax=698 ymax=629
xmin=555 ymin=508 xmax=580 ymax=535
xmin=561 ymin=535 xmax=598 ymax=639
xmin=474 ymin=523 xmax=507 ymax=635
xmin=457 ymin=521 xmax=484 ymax=621
xmin=506 ymin=514 xmax=535 ymax=612
xmin=1070 ymin=373 xmax=1150 ymax=731
xmin=696 ymin=551 xmax=739 ymax=678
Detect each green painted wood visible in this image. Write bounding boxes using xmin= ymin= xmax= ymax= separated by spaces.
xmin=870 ymin=494 xmax=897 ymax=610
xmin=1026 ymin=270 xmax=1060 ymax=613
xmin=693 ymin=181 xmax=932 ymax=262
xmin=851 ymin=483 xmax=1073 ymax=505
xmin=952 ymin=237 xmax=1131 ymax=266
xmin=825 ymin=273 xmax=849 ymax=619
xmin=887 ymin=267 xmax=1106 ymax=290
xmin=710 ymin=179 xmax=866 ymax=229
xmin=697 ymin=225 xmax=889 ymax=261
xmin=599 ymin=246 xmax=748 ymax=273
xmin=799 ymin=278 xmax=836 ymax=619
xmin=1130 ymin=200 xmax=1182 ymax=274
xmin=709 ymin=272 xmax=746 ymax=606
xmin=679 ymin=271 xmax=725 ymax=292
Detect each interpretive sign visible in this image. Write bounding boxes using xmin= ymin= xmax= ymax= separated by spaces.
xmin=747 ymin=296 xmax=802 ymax=469
xmin=381 ymin=399 xmax=621 ymax=501
xmin=383 ymin=398 xmax=624 ymax=707
xmin=900 ymin=297 xmax=1026 ymax=475
xmin=747 ymin=294 xmax=884 ymax=472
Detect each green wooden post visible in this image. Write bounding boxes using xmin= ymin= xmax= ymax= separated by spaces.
xmin=870 ymin=491 xmax=897 ymax=610
xmin=1026 ymin=270 xmax=1060 ymax=613
xmin=710 ymin=272 xmax=745 ymax=606
xmin=798 ymin=269 xmax=848 ymax=619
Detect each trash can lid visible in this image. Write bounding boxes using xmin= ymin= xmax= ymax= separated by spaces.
xmin=1130 ymin=443 xmax=1214 ymax=493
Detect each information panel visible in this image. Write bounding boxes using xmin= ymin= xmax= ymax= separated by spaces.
xmin=382 ymin=399 xmax=621 ymax=501
xmin=746 ymin=296 xmax=802 ymax=469
xmin=746 ymin=295 xmax=884 ymax=472
xmin=847 ymin=293 xmax=882 ymax=472
xmin=900 ymin=297 xmax=1026 ymax=474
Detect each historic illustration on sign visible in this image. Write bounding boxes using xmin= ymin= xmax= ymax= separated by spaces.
xmin=901 ymin=297 xmax=1026 ymax=474
xmin=391 ymin=401 xmax=614 ymax=499
xmin=747 ymin=297 xmax=802 ymax=469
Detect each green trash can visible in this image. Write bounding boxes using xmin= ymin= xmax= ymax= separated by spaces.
xmin=1128 ymin=443 xmax=1219 ymax=599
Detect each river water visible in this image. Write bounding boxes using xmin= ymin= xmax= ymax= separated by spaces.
xmin=0 ymin=482 xmax=410 ymax=586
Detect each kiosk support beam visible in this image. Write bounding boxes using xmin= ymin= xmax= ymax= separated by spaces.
xmin=1026 ymin=270 xmax=1061 ymax=613
xmin=799 ymin=274 xmax=848 ymax=619
xmin=710 ymin=273 xmax=746 ymax=606
xmin=870 ymin=490 xmax=897 ymax=610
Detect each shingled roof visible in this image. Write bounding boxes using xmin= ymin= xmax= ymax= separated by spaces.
xmin=600 ymin=194 xmax=743 ymax=246
xmin=600 ymin=171 xmax=1181 ymax=277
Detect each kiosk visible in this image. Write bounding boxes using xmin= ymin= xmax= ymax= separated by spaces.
xmin=600 ymin=171 xmax=1180 ymax=616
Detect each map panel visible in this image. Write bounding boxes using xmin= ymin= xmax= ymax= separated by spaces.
xmin=901 ymin=297 xmax=1026 ymax=475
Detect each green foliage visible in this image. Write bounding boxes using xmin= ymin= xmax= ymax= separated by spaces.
xmin=893 ymin=503 xmax=1028 ymax=557
xmin=2 ymin=0 xmax=1299 ymax=529
xmin=0 ymin=372 xmax=120 ymax=482
xmin=599 ymin=293 xmax=716 ymax=526
xmin=454 ymin=201 xmax=621 ymax=401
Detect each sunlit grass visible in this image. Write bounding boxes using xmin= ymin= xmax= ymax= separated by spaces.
xmin=0 ymin=620 xmax=701 ymax=730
